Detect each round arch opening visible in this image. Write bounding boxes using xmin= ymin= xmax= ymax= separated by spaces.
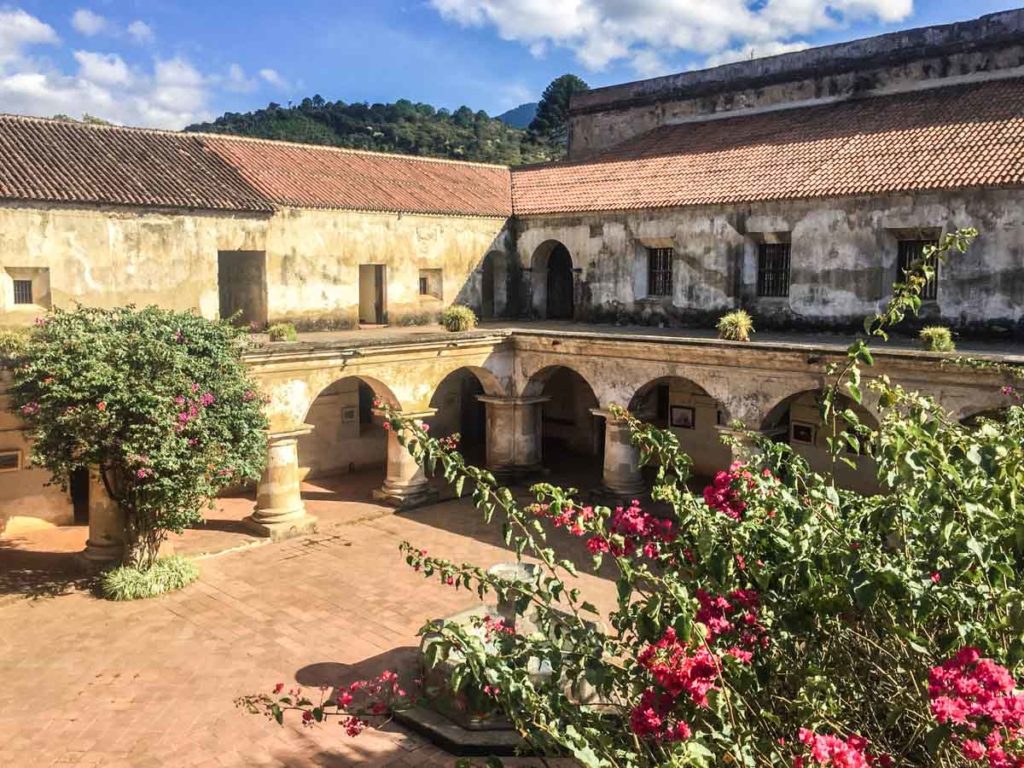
xmin=629 ymin=376 xmax=732 ymax=481
xmin=526 ymin=365 xmax=601 ymax=467
xmin=427 ymin=368 xmax=490 ymax=464
xmin=761 ymin=389 xmax=880 ymax=494
xmin=530 ymin=240 xmax=574 ymax=320
xmin=297 ymin=375 xmax=397 ymax=501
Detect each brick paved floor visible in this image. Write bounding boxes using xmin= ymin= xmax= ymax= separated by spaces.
xmin=0 ymin=486 xmax=614 ymax=767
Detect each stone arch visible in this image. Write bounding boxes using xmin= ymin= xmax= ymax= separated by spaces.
xmin=427 ymin=367 xmax=499 ymax=463
xmin=629 ymin=375 xmax=733 ymax=478
xmin=530 ymin=240 xmax=575 ymax=320
xmin=761 ymin=388 xmax=880 ymax=494
xmin=525 ymin=364 xmax=601 ymax=459
xmin=480 ymin=251 xmax=509 ymax=319
xmin=297 ymin=374 xmax=400 ymax=496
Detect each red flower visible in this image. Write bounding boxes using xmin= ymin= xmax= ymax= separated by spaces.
xmin=97 ymin=401 xmax=107 ymax=412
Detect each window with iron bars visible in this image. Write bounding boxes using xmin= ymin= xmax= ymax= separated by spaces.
xmin=897 ymin=239 xmax=939 ymax=301
xmin=12 ymin=279 xmax=33 ymax=305
xmin=757 ymin=243 xmax=791 ymax=298
xmin=647 ymin=248 xmax=673 ymax=297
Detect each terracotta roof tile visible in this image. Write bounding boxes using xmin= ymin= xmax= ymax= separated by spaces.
xmin=510 ymin=78 xmax=1024 ymax=215
xmin=0 ymin=115 xmax=272 ymax=212
xmin=200 ymin=136 xmax=512 ymax=217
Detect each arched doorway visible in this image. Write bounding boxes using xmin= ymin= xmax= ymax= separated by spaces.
xmin=530 ymin=241 xmax=575 ymax=320
xmin=428 ymin=369 xmax=488 ymax=465
xmin=761 ymin=390 xmax=879 ymax=494
xmin=525 ymin=366 xmax=601 ymax=480
xmin=298 ymin=376 xmax=398 ymax=500
xmin=629 ymin=376 xmax=731 ymax=481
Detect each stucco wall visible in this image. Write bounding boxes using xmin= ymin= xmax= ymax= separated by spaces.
xmin=516 ymin=189 xmax=1024 ymax=332
xmin=0 ymin=203 xmax=512 ymax=329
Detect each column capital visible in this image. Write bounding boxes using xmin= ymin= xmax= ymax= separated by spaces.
xmin=372 ymin=407 xmax=437 ymax=420
xmin=267 ymin=424 xmax=315 ymax=443
xmin=590 ymin=407 xmax=630 ymax=423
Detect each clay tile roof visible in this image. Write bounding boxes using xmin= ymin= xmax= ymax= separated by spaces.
xmin=510 ymin=78 xmax=1024 ymax=215
xmin=200 ymin=135 xmax=513 ymax=217
xmin=0 ymin=115 xmax=273 ymax=212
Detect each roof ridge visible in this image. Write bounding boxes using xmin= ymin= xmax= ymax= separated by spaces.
xmin=195 ymin=131 xmax=513 ymax=171
xmin=0 ymin=112 xmax=514 ymax=171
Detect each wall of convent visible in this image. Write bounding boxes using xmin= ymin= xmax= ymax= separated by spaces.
xmin=516 ymin=189 xmax=1024 ymax=332
xmin=0 ymin=203 xmax=511 ymax=329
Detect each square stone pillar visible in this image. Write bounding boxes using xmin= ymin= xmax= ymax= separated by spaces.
xmin=478 ymin=396 xmax=548 ymax=481
xmin=80 ymin=466 xmax=125 ymax=566
xmin=373 ymin=409 xmax=438 ymax=509
xmin=593 ymin=409 xmax=646 ymax=500
xmin=245 ymin=426 xmax=318 ymax=541
xmin=714 ymin=425 xmax=764 ymax=466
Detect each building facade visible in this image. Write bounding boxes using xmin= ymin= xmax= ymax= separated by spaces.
xmin=1 ymin=10 xmax=1023 ymax=544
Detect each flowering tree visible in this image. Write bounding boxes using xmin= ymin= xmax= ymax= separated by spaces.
xmin=9 ymin=306 xmax=268 ymax=568
xmin=246 ymin=229 xmax=1024 ymax=766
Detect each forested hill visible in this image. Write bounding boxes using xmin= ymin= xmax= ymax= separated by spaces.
xmin=185 ymin=96 xmax=557 ymax=165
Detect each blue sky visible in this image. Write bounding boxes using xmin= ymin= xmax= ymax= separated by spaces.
xmin=1 ymin=1 xmax=1021 ymax=129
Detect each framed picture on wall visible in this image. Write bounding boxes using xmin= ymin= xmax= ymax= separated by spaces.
xmin=341 ymin=406 xmax=357 ymax=423
xmin=791 ymin=421 xmax=815 ymax=445
xmin=670 ymin=405 xmax=696 ymax=430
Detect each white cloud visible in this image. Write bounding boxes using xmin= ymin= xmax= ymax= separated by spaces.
xmin=429 ymin=0 xmax=914 ymax=73
xmin=71 ymin=8 xmax=107 ymax=37
xmin=259 ymin=67 xmax=289 ymax=89
xmin=223 ymin=63 xmax=257 ymax=93
xmin=126 ymin=20 xmax=154 ymax=44
xmin=73 ymin=50 xmax=132 ymax=86
xmin=0 ymin=8 xmax=59 ymax=64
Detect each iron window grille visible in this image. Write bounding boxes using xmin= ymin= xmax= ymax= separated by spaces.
xmin=897 ymin=239 xmax=939 ymax=301
xmin=12 ymin=279 xmax=33 ymax=305
xmin=757 ymin=243 xmax=791 ymax=298
xmin=647 ymin=248 xmax=673 ymax=297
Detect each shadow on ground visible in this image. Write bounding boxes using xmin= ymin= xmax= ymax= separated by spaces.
xmin=0 ymin=539 xmax=96 ymax=599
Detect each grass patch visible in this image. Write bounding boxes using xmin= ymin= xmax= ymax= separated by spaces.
xmin=100 ymin=555 xmax=200 ymax=601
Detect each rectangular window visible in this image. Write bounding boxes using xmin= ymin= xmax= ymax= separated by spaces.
xmin=897 ymin=239 xmax=939 ymax=301
xmin=418 ymin=268 xmax=442 ymax=300
xmin=12 ymin=279 xmax=33 ymax=305
xmin=0 ymin=450 xmax=21 ymax=472
xmin=757 ymin=243 xmax=791 ymax=298
xmin=647 ymin=248 xmax=673 ymax=297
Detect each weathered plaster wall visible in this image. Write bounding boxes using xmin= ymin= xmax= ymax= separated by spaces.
xmin=0 ymin=203 xmax=513 ymax=329
xmin=516 ymin=189 xmax=1024 ymax=332
xmin=0 ymin=203 xmax=268 ymax=326
xmin=568 ymin=12 xmax=1024 ymax=158
xmin=264 ymin=208 xmax=511 ymax=329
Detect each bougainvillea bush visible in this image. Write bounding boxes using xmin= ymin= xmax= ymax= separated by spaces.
xmin=247 ymin=230 xmax=1024 ymax=766
xmin=9 ymin=306 xmax=268 ymax=568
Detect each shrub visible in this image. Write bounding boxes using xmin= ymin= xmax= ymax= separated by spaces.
xmin=267 ymin=322 xmax=298 ymax=342
xmin=920 ymin=325 xmax=955 ymax=352
xmin=440 ymin=305 xmax=477 ymax=332
xmin=0 ymin=328 xmax=28 ymax=366
xmin=717 ymin=309 xmax=754 ymax=341
xmin=9 ymin=306 xmax=268 ymax=569
xmin=101 ymin=555 xmax=199 ymax=600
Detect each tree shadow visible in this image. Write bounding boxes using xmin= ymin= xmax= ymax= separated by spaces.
xmin=0 ymin=541 xmax=98 ymax=600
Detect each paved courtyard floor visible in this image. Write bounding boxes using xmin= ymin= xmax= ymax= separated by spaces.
xmin=0 ymin=471 xmax=615 ymax=767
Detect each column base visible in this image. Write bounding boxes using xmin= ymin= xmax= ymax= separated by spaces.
xmin=78 ymin=539 xmax=124 ymax=570
xmin=593 ymin=482 xmax=648 ymax=506
xmin=373 ymin=483 xmax=438 ymax=510
xmin=243 ymin=508 xmax=318 ymax=541
xmin=488 ymin=462 xmax=545 ymax=484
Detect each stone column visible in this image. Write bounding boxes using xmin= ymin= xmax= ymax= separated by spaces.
xmin=245 ymin=426 xmax=318 ymax=541
xmin=81 ymin=466 xmax=125 ymax=566
xmin=715 ymin=425 xmax=763 ymax=466
xmin=373 ymin=410 xmax=438 ymax=509
xmin=478 ymin=396 xmax=547 ymax=480
xmin=593 ymin=409 xmax=646 ymax=500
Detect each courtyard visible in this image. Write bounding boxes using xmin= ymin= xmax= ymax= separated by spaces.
xmin=0 ymin=474 xmax=612 ymax=767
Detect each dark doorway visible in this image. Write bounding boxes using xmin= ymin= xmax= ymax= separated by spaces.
xmin=481 ymin=254 xmax=495 ymax=319
xmin=70 ymin=467 xmax=89 ymax=525
xmin=359 ymin=264 xmax=387 ymax=325
xmin=546 ymin=244 xmax=574 ymax=319
xmin=218 ymin=251 xmax=267 ymax=327
xmin=428 ymin=370 xmax=487 ymax=465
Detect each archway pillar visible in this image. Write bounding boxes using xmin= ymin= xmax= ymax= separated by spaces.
xmin=374 ymin=409 xmax=438 ymax=509
xmin=245 ymin=426 xmax=318 ymax=541
xmin=478 ymin=396 xmax=548 ymax=480
xmin=715 ymin=425 xmax=766 ymax=466
xmin=592 ymin=409 xmax=646 ymax=500
xmin=81 ymin=466 xmax=125 ymax=566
